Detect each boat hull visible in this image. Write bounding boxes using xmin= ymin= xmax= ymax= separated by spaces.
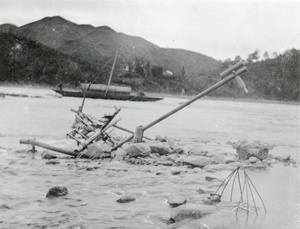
xmin=52 ymin=89 xmax=163 ymax=102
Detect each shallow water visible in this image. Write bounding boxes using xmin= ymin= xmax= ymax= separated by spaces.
xmin=0 ymin=86 xmax=299 ymax=229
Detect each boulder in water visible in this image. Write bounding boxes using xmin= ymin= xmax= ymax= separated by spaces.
xmin=116 ymin=194 xmax=136 ymax=203
xmin=249 ymin=156 xmax=259 ymax=163
xmin=188 ymin=148 xmax=208 ymax=156
xmin=84 ymin=142 xmax=111 ymax=159
xmin=46 ymin=186 xmax=68 ymax=198
xmin=41 ymin=151 xmax=57 ymax=160
xmin=166 ymin=138 xmax=184 ymax=154
xmin=170 ymin=203 xmax=216 ymax=222
xmin=148 ymin=142 xmax=173 ymax=155
xmin=183 ymin=156 xmax=214 ymax=168
xmin=167 ymin=194 xmax=187 ymax=207
xmin=233 ymin=140 xmax=270 ymax=160
xmin=124 ymin=143 xmax=151 ymax=158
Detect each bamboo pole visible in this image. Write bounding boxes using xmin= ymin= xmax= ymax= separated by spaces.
xmin=141 ymin=66 xmax=247 ymax=132
xmin=19 ymin=138 xmax=81 ymax=157
xmin=104 ymin=52 xmax=118 ymax=97
xmin=111 ymin=63 xmax=247 ymax=150
xmin=80 ymin=82 xmax=92 ymax=112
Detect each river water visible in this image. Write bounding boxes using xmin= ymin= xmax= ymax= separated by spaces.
xmin=0 ymin=86 xmax=299 ymax=229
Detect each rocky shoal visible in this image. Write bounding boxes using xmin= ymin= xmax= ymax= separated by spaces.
xmin=27 ymin=137 xmax=298 ymax=228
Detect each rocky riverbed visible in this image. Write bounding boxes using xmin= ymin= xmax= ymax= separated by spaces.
xmin=15 ymin=136 xmax=297 ymax=229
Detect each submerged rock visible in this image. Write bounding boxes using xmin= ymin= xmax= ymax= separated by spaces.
xmin=167 ymin=138 xmax=184 ymax=154
xmin=0 ymin=204 xmax=10 ymax=210
xmin=41 ymin=151 xmax=57 ymax=160
xmin=46 ymin=186 xmax=68 ymax=198
xmin=205 ymin=176 xmax=219 ymax=182
xmin=212 ymin=154 xmax=227 ymax=164
xmin=249 ymin=156 xmax=259 ymax=163
xmin=197 ymin=188 xmax=205 ymax=194
xmin=149 ymin=142 xmax=173 ymax=155
xmin=167 ymin=194 xmax=187 ymax=207
xmin=116 ymin=194 xmax=136 ymax=203
xmin=45 ymin=161 xmax=60 ymax=165
xmin=84 ymin=142 xmax=111 ymax=159
xmin=203 ymin=164 xmax=232 ymax=171
xmin=188 ymin=148 xmax=208 ymax=156
xmin=125 ymin=143 xmax=151 ymax=158
xmin=170 ymin=203 xmax=216 ymax=222
xmin=183 ymin=156 xmax=214 ymax=168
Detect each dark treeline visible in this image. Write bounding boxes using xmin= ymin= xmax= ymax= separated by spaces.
xmin=117 ymin=49 xmax=299 ymax=101
xmin=0 ymin=32 xmax=299 ymax=101
xmin=213 ymin=49 xmax=299 ymax=101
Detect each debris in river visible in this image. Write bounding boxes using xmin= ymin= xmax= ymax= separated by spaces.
xmin=20 ymin=61 xmax=249 ymax=160
xmin=46 ymin=186 xmax=68 ymax=198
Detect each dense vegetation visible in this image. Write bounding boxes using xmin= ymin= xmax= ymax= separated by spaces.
xmin=116 ymin=49 xmax=299 ymax=101
xmin=0 ymin=32 xmax=110 ymax=86
xmin=0 ymin=32 xmax=299 ymax=101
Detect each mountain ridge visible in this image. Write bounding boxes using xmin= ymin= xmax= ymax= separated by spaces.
xmin=0 ymin=16 xmax=220 ymax=76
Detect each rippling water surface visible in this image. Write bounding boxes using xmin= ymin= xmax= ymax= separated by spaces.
xmin=0 ymin=86 xmax=299 ymax=229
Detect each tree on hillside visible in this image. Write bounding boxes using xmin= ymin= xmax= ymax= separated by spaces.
xmin=144 ymin=62 xmax=152 ymax=78
xmin=234 ymin=55 xmax=243 ymax=63
xmin=263 ymin=51 xmax=269 ymax=60
xmin=272 ymin=52 xmax=278 ymax=58
xmin=151 ymin=65 xmax=163 ymax=78
xmin=247 ymin=49 xmax=259 ymax=63
xmin=134 ymin=57 xmax=145 ymax=77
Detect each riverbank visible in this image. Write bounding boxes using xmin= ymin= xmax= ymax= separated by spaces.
xmin=1 ymin=83 xmax=299 ymax=106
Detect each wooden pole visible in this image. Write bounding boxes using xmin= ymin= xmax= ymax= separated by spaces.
xmin=104 ymin=52 xmax=118 ymax=97
xmin=80 ymin=82 xmax=92 ymax=112
xmin=141 ymin=66 xmax=247 ymax=132
xmin=19 ymin=138 xmax=80 ymax=157
xmin=111 ymin=64 xmax=247 ymax=149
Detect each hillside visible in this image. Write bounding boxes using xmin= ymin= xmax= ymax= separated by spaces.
xmin=0 ymin=16 xmax=220 ymax=76
xmin=0 ymin=32 xmax=103 ymax=85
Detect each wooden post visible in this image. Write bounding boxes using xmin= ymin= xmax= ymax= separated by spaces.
xmin=134 ymin=126 xmax=144 ymax=143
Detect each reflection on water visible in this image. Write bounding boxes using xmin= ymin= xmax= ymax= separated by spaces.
xmin=0 ymin=86 xmax=299 ymax=228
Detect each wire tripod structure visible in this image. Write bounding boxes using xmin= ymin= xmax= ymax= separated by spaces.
xmin=211 ymin=166 xmax=267 ymax=217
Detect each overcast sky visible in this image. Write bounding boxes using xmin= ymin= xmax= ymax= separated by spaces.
xmin=1 ymin=0 xmax=299 ymax=60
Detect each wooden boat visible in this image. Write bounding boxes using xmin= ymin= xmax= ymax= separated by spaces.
xmin=53 ymin=53 xmax=163 ymax=102
xmin=52 ymin=85 xmax=163 ymax=102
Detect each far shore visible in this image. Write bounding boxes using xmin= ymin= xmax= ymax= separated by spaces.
xmin=0 ymin=83 xmax=299 ymax=106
